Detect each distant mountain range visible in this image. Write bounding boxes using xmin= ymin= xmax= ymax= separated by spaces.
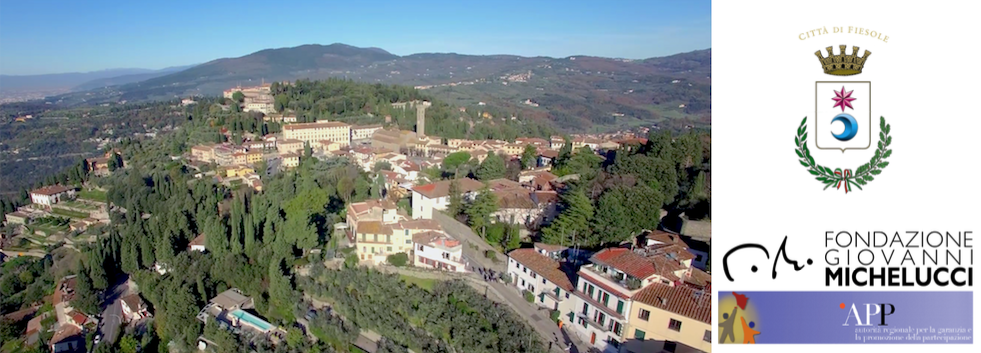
xmin=0 ymin=65 xmax=197 ymax=93
xmin=24 ymin=43 xmax=711 ymax=131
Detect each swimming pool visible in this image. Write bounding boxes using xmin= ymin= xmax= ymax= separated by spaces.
xmin=229 ymin=309 xmax=273 ymax=332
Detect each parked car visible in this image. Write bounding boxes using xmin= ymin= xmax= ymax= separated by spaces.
xmin=94 ymin=334 xmax=102 ymax=345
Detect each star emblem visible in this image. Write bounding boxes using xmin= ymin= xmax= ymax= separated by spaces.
xmin=831 ymin=86 xmax=856 ymax=112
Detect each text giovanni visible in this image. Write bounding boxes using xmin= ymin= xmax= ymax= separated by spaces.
xmin=825 ymin=231 xmax=973 ymax=287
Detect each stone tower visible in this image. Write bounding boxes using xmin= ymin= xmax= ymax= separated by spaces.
xmin=416 ymin=102 xmax=428 ymax=137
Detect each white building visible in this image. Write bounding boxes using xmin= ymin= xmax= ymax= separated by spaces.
xmin=189 ymin=234 xmax=206 ymax=252
xmin=410 ymin=178 xmax=484 ymax=219
xmin=490 ymin=189 xmax=559 ymax=229
xmin=30 ymin=185 xmax=75 ymax=207
xmin=351 ymin=124 xmax=383 ymax=141
xmin=283 ymin=121 xmax=351 ymax=148
xmin=507 ymin=247 xmax=576 ymax=313
xmin=412 ymin=231 xmax=466 ymax=272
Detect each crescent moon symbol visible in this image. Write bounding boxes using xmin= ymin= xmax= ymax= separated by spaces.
xmin=831 ymin=114 xmax=858 ymax=141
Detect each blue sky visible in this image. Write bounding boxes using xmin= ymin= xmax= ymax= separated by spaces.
xmin=0 ymin=0 xmax=710 ymax=75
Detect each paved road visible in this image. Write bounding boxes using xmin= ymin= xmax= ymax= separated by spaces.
xmin=98 ymin=275 xmax=132 ymax=345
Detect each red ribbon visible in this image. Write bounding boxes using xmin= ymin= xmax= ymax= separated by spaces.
xmin=834 ymin=168 xmax=852 ymax=193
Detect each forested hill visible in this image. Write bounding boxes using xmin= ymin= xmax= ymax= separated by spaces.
xmin=41 ymin=43 xmax=710 ymax=132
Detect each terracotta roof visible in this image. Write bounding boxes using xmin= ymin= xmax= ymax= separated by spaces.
xmin=69 ymin=311 xmax=87 ymax=326
xmin=50 ymin=324 xmax=82 ymax=346
xmin=650 ymin=255 xmax=685 ymax=281
xmin=395 ymin=219 xmax=441 ymax=231
xmin=592 ymin=248 xmax=658 ymax=280
xmin=357 ymin=221 xmax=391 ymax=235
xmin=682 ymin=268 xmax=711 ymax=288
xmin=349 ymin=199 xmax=397 ymax=215
xmin=487 ymin=178 xmax=522 ymax=191
xmin=577 ymin=270 xmax=632 ymax=299
xmin=539 ymin=149 xmax=559 ymax=158
xmin=495 ymin=189 xmax=536 ymax=209
xmin=631 ymin=282 xmax=712 ymax=324
xmin=533 ymin=191 xmax=559 ymax=204
xmin=413 ymin=231 xmax=461 ymax=248
xmin=189 ymin=233 xmax=206 ymax=247
xmin=282 ymin=121 xmax=350 ymax=131
xmin=53 ymin=276 xmax=77 ymax=305
xmin=31 ymin=185 xmax=73 ymax=196
xmin=509 ymin=249 xmax=575 ymax=291
xmin=411 ymin=178 xmax=483 ymax=199
xmin=642 ymin=230 xmax=690 ymax=248
xmin=26 ymin=313 xmax=44 ymax=334
xmin=4 ymin=306 xmax=37 ymax=322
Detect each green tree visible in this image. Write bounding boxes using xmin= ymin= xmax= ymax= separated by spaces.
xmin=520 ymin=144 xmax=537 ymax=170
xmin=372 ymin=161 xmax=392 ymax=172
xmin=443 ymin=151 xmax=471 ymax=172
xmin=541 ymin=188 xmax=595 ymax=246
xmin=466 ymin=186 xmax=498 ymax=237
xmin=476 ymin=153 xmax=505 ymax=180
xmin=386 ymin=252 xmax=408 ymax=267
xmin=232 ymin=91 xmax=245 ymax=103
xmin=73 ymin=270 xmax=99 ymax=314
xmin=119 ymin=334 xmax=139 ymax=353
xmin=446 ymin=180 xmax=463 ymax=217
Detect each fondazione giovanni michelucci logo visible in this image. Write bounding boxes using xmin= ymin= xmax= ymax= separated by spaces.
xmin=795 ymin=45 xmax=892 ymax=193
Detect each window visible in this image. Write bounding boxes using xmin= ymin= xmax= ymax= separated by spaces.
xmin=663 ymin=341 xmax=677 ymax=353
xmin=542 ymin=278 xmax=546 ymax=285
xmin=418 ymin=245 xmax=424 ymax=251
xmin=586 ymin=284 xmax=594 ymax=297
xmin=386 ymin=246 xmax=392 ymax=252
xmin=373 ymin=234 xmax=378 ymax=242
xmin=668 ymin=319 xmax=682 ymax=331
xmin=523 ymin=267 xmax=528 ymax=273
xmin=601 ymin=292 xmax=610 ymax=306
xmin=634 ymin=329 xmax=646 ymax=341
xmin=531 ymin=272 xmax=537 ymax=279
xmin=386 ymin=235 xmax=391 ymax=243
xmin=581 ymin=303 xmax=589 ymax=315
xmin=521 ymin=279 xmax=525 ymax=286
xmin=703 ymin=330 xmax=712 ymax=342
xmin=612 ymin=321 xmax=623 ymax=336
xmin=565 ymin=292 xmax=571 ymax=299
xmin=405 ymin=229 xmax=408 ymax=235
xmin=638 ymin=308 xmax=650 ymax=321
xmin=695 ymin=254 xmax=703 ymax=262
xmin=405 ymin=239 xmax=411 ymax=244
xmin=616 ymin=300 xmax=624 ymax=315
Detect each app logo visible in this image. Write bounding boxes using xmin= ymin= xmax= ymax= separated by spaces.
xmin=795 ymin=45 xmax=893 ymax=193
xmin=719 ymin=292 xmax=762 ymax=344
xmin=841 ymin=302 xmax=896 ymax=326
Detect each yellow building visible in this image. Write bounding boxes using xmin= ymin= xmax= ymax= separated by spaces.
xmin=354 ymin=219 xmax=442 ymax=264
xmin=622 ymin=283 xmax=712 ymax=353
xmin=283 ymin=121 xmax=351 ymax=147
xmin=232 ymin=152 xmax=248 ymax=165
xmin=225 ymin=166 xmax=256 ymax=178
xmin=281 ymin=153 xmax=300 ymax=169
xmin=246 ymin=151 xmax=264 ymax=164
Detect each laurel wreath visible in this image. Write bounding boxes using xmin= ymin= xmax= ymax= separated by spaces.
xmin=795 ymin=116 xmax=892 ymax=193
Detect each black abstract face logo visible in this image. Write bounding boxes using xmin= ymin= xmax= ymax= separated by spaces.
xmin=722 ymin=236 xmax=813 ymax=282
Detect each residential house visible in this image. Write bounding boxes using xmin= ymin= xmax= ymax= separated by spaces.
xmin=121 ymin=294 xmax=151 ymax=321
xmin=281 ymin=153 xmax=300 ymax=169
xmin=30 ymin=185 xmax=75 ymax=207
xmin=197 ymin=288 xmax=277 ymax=335
xmin=191 ymin=144 xmax=216 ymax=163
xmin=189 ymin=234 xmax=206 ymax=252
xmin=355 ymin=218 xmax=441 ymax=265
xmin=246 ymin=150 xmax=264 ymax=164
xmin=621 ymin=284 xmax=712 ymax=353
xmin=410 ymin=178 xmax=484 ymax=219
xmin=277 ymin=139 xmax=304 ymax=155
xmin=490 ymin=189 xmax=559 ymax=229
xmin=507 ymin=248 xmax=576 ymax=314
xmin=412 ymin=230 xmax=466 ymax=272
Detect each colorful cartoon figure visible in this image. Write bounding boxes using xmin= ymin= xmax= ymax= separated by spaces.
xmin=740 ymin=317 xmax=760 ymax=344
xmin=719 ymin=306 xmax=738 ymax=343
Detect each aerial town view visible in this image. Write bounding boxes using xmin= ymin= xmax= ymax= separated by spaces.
xmin=0 ymin=2 xmax=711 ymax=353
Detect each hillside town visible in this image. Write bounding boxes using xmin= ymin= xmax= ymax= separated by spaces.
xmin=1 ymin=81 xmax=711 ymax=353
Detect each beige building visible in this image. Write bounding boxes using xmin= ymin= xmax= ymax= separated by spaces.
xmin=281 ymin=153 xmax=300 ymax=169
xmin=621 ymin=284 xmax=712 ymax=353
xmin=277 ymin=139 xmax=304 ymax=155
xmin=346 ymin=199 xmax=444 ymax=265
xmin=283 ymin=121 xmax=351 ymax=147
xmin=191 ymin=144 xmax=216 ymax=163
xmin=351 ymin=124 xmax=383 ymax=141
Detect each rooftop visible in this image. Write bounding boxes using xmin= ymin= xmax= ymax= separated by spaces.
xmin=121 ymin=293 xmax=143 ymax=311
xmin=31 ymin=185 xmax=73 ymax=196
xmin=413 ymin=231 xmax=462 ymax=250
xmin=282 ymin=121 xmax=350 ymax=131
xmin=508 ymin=248 xmax=575 ymax=291
xmin=631 ymin=282 xmax=712 ymax=324
xmin=189 ymin=233 xmax=206 ymax=247
xmin=211 ymin=289 xmax=251 ymax=310
xmin=591 ymin=248 xmax=658 ymax=280
xmin=411 ymin=178 xmax=483 ymax=199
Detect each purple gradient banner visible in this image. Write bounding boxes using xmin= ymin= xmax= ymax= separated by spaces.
xmin=717 ymin=291 xmax=973 ymax=344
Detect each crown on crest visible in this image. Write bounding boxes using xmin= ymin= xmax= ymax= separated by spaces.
xmin=815 ymin=45 xmax=871 ymax=76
